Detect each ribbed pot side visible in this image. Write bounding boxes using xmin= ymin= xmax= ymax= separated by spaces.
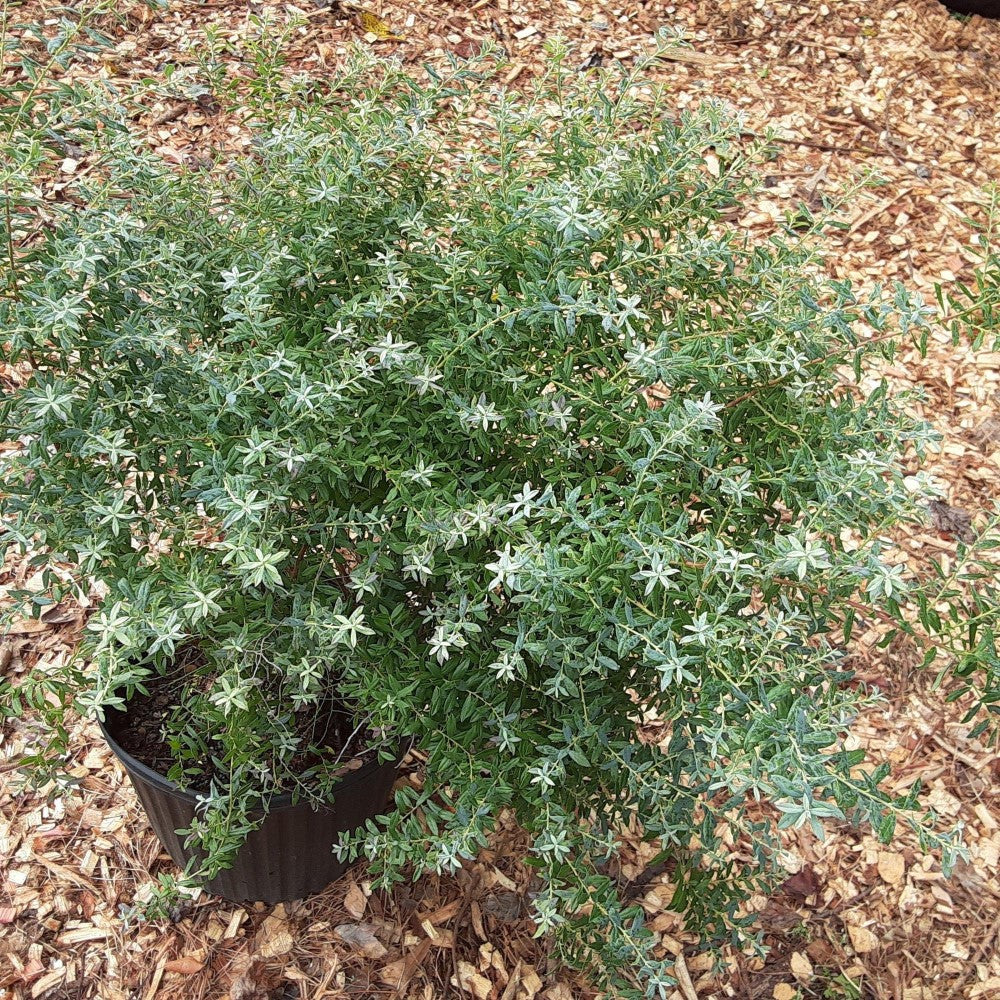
xmin=940 ymin=1 xmax=1000 ymax=16
xmin=99 ymin=706 xmax=400 ymax=904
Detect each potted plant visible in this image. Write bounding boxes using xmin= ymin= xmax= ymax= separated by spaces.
xmin=4 ymin=31 xmax=998 ymax=994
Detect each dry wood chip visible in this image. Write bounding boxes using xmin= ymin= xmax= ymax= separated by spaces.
xmin=789 ymin=951 xmax=813 ymax=982
xmin=942 ymin=938 xmax=970 ymax=960
xmin=520 ymin=966 xmax=544 ymax=999
xmin=674 ymin=952 xmax=699 ymax=1000
xmin=343 ymin=881 xmax=367 ymax=919
xmin=378 ymin=955 xmax=408 ymax=987
xmin=479 ymin=942 xmax=506 ymax=979
xmin=334 ymin=922 xmax=388 ymax=959
xmin=451 ymin=960 xmax=493 ymax=999
xmin=498 ymin=960 xmax=523 ymax=1000
xmin=928 ymin=499 xmax=975 ymax=542
xmin=378 ymin=937 xmax=432 ymax=991
xmin=99 ymin=813 xmax=125 ymax=834
xmin=847 ymin=924 xmax=879 ymax=954
xmin=6 ymin=868 xmax=28 ymax=886
xmin=32 ymin=855 xmax=97 ymax=892
xmin=503 ymin=63 xmax=525 ymax=84
xmin=31 ymin=970 xmax=66 ymax=998
xmin=429 ymin=927 xmax=456 ymax=948
xmin=57 ymin=926 xmax=108 ymax=945
xmin=974 ymin=834 xmax=1000 ymax=871
xmin=80 ymin=749 xmax=107 ymax=770
xmin=420 ymin=898 xmax=462 ymax=924
xmin=544 ymin=985 xmax=575 ymax=1000
xmin=969 ymin=979 xmax=1000 ymax=999
xmin=470 ymin=898 xmax=486 ymax=940
xmin=22 ymin=956 xmax=45 ymax=980
xmin=925 ymin=783 xmax=963 ymax=816
xmin=877 ymin=851 xmax=907 ymax=885
xmin=223 ymin=909 xmax=245 ymax=938
xmin=490 ymin=867 xmax=518 ymax=892
xmin=255 ymin=911 xmax=294 ymax=959
xmin=203 ymin=919 xmax=226 ymax=942
xmin=163 ymin=956 xmax=204 ymax=974
xmin=6 ymin=618 xmax=49 ymax=635
xmin=658 ymin=47 xmax=730 ymax=67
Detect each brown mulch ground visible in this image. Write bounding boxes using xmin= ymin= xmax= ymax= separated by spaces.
xmin=3 ymin=1 xmax=1000 ymax=998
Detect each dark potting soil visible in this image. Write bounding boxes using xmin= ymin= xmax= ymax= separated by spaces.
xmin=111 ymin=655 xmax=373 ymax=794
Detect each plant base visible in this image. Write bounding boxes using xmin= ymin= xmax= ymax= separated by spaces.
xmin=99 ymin=706 xmax=401 ymax=904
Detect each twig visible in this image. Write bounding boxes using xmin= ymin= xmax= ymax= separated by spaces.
xmin=657 ymin=48 xmax=734 ymax=68
xmin=944 ymin=909 xmax=1000 ymax=999
xmin=802 ymin=162 xmax=829 ymax=206
xmin=623 ymin=860 xmax=670 ymax=900
xmin=882 ymin=69 xmax=920 ymax=155
xmin=33 ymin=853 xmax=99 ymax=892
xmin=763 ymin=133 xmax=878 ymax=157
xmin=147 ymin=103 xmax=187 ymax=127
xmin=498 ymin=961 xmax=522 ymax=1000
xmin=3 ymin=182 xmax=21 ymax=300
xmin=141 ymin=956 xmax=167 ymax=1000
xmin=450 ymin=871 xmax=480 ymax=997
xmin=850 ymin=90 xmax=918 ymax=169
xmin=848 ymin=188 xmax=912 ymax=235
xmin=388 ymin=937 xmax=432 ymax=995
xmin=928 ymin=730 xmax=992 ymax=770
xmin=674 ymin=952 xmax=699 ymax=1000
xmin=722 ymin=325 xmax=906 ymax=412
xmin=771 ymin=576 xmax=900 ymax=628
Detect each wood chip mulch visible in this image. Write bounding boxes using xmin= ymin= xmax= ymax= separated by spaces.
xmin=3 ymin=2 xmax=1000 ymax=998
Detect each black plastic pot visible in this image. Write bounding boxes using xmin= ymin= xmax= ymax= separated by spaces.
xmin=941 ymin=1 xmax=1000 ymax=15
xmin=99 ymin=706 xmax=401 ymax=903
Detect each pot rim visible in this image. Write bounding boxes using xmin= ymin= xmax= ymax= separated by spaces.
xmin=98 ymin=706 xmax=408 ymax=810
